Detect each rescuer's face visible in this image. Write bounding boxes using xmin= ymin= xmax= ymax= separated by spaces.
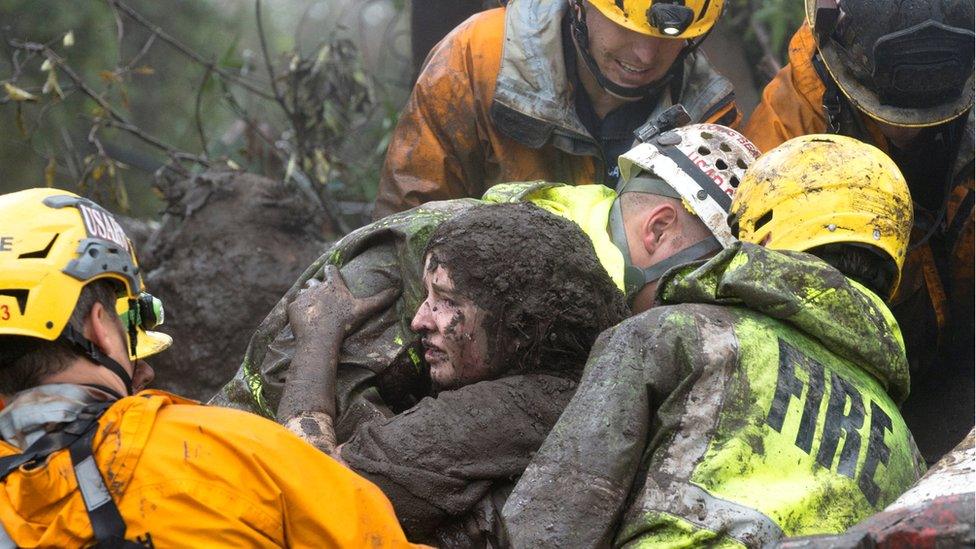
xmin=584 ymin=1 xmax=684 ymax=89
xmin=410 ymin=257 xmax=492 ymax=391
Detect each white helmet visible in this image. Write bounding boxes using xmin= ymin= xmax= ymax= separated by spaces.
xmin=610 ymin=123 xmax=761 ymax=297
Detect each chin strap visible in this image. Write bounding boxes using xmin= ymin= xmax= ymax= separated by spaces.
xmin=628 ymin=236 xmax=721 ymax=287
xmin=61 ymin=324 xmax=133 ymax=397
xmin=570 ymin=8 xmax=673 ymax=99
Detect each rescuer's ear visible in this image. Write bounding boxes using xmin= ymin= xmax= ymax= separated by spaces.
xmin=640 ymin=202 xmax=678 ymax=256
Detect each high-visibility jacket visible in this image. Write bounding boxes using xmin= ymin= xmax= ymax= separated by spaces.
xmin=0 ymin=389 xmax=419 ymax=547
xmin=374 ymin=1 xmax=740 ymax=219
xmin=743 ymin=23 xmax=975 ymax=392
xmin=504 ymin=243 xmax=926 ymax=547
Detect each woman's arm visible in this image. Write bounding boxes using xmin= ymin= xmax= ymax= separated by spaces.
xmin=277 ymin=264 xmax=398 ymax=457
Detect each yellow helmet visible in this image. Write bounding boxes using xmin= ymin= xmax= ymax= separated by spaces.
xmin=0 ymin=188 xmax=171 ymax=362
xmin=729 ymin=135 xmax=913 ymax=298
xmin=588 ymin=0 xmax=725 ymax=38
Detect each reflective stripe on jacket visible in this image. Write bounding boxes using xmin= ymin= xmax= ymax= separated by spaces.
xmin=374 ymin=1 xmax=740 ymax=218
xmin=503 ymin=243 xmax=925 ymax=547
xmin=743 ymin=23 xmax=975 ymax=381
xmin=0 ymin=389 xmax=417 ymax=547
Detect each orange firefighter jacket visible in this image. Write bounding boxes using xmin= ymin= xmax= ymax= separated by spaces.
xmin=375 ymin=2 xmax=741 ymax=219
xmin=744 ymin=23 xmax=975 ymax=377
xmin=0 ymin=390 xmax=419 ymax=547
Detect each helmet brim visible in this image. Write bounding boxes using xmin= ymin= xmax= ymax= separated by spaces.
xmin=819 ymin=41 xmax=975 ymax=128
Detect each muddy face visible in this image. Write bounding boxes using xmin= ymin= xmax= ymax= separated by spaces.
xmin=419 ymin=202 xmax=629 ymax=381
xmin=410 ymin=256 xmax=493 ymax=390
xmin=584 ymin=1 xmax=684 ymax=89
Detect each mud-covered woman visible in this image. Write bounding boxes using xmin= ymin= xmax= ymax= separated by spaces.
xmin=276 ymin=202 xmax=628 ymax=547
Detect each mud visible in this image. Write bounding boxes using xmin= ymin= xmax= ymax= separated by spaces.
xmin=424 ymin=202 xmax=629 ymax=378
xmin=140 ymin=171 xmax=330 ymax=399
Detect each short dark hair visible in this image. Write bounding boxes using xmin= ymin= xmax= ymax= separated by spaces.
xmin=0 ymin=279 xmax=120 ymax=393
xmin=423 ymin=202 xmax=629 ymax=379
xmin=808 ymin=243 xmax=898 ymax=299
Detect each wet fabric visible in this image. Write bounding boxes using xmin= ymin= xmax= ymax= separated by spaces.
xmin=0 ymin=387 xmax=417 ymax=547
xmin=211 ymin=199 xmax=479 ymax=423
xmin=0 ymin=384 xmax=108 ymax=449
xmin=212 ymin=182 xmax=623 ymax=423
xmin=503 ymin=243 xmax=925 ymax=548
xmin=374 ymin=1 xmax=739 ymax=218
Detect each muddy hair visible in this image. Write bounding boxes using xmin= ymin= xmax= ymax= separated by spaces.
xmin=0 ymin=279 xmax=120 ymax=394
xmin=423 ymin=202 xmax=629 ymax=379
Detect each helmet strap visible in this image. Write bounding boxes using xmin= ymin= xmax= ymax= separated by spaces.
xmin=569 ymin=0 xmax=678 ymax=100
xmin=632 ymin=236 xmax=721 ymax=286
xmin=126 ymin=298 xmax=139 ymax=358
xmin=60 ymin=324 xmax=134 ymax=396
xmin=907 ymin=117 xmax=966 ymax=252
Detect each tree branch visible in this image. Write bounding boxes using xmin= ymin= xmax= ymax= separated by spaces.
xmin=108 ymin=0 xmax=125 ymax=67
xmin=748 ymin=8 xmax=782 ymax=81
xmin=108 ymin=0 xmax=276 ymax=101
xmin=14 ymin=43 xmax=211 ymax=173
xmin=195 ymin=65 xmax=213 ymax=157
xmin=255 ymin=0 xmax=290 ymax=116
xmin=120 ymin=33 xmax=156 ymax=73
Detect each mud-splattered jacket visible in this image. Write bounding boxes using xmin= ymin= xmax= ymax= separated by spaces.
xmin=744 ymin=23 xmax=975 ymax=408
xmin=211 ymin=200 xmax=479 ymax=425
xmin=503 ymin=243 xmax=925 ymax=548
xmin=0 ymin=385 xmax=415 ymax=547
xmin=373 ymin=0 xmax=740 ymax=218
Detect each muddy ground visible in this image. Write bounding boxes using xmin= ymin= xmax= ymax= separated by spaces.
xmin=136 ymin=172 xmax=331 ymax=399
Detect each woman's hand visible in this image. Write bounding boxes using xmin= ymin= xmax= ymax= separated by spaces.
xmin=278 ymin=264 xmax=400 ymax=428
xmin=287 ymin=264 xmax=400 ymax=341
